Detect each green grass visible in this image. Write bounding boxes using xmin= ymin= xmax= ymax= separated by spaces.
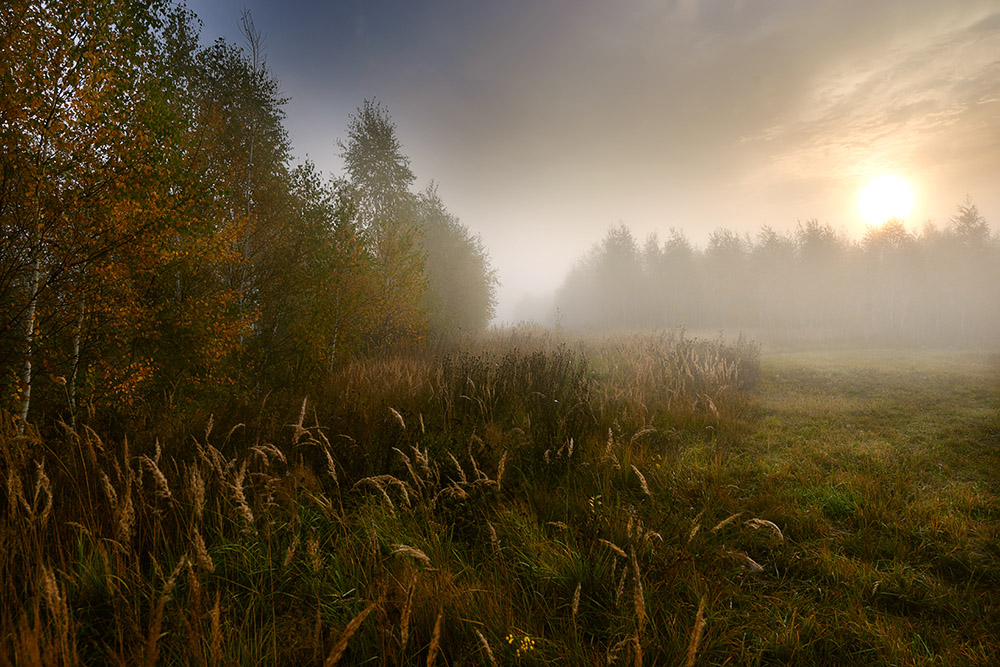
xmin=732 ymin=349 xmax=1000 ymax=665
xmin=1 ymin=333 xmax=998 ymax=665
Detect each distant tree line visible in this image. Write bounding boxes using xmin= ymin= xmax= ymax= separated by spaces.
xmin=554 ymin=201 xmax=999 ymax=343
xmin=0 ymin=1 xmax=496 ymax=426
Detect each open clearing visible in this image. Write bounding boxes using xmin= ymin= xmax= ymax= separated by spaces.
xmin=3 ymin=337 xmax=998 ymax=665
xmin=719 ymin=349 xmax=1000 ymax=664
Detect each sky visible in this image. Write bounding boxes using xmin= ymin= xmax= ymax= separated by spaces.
xmin=186 ymin=0 xmax=1000 ymax=323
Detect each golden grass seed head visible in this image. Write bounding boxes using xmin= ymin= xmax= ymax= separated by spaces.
xmin=711 ymin=512 xmax=742 ymax=533
xmin=7 ymin=470 xmax=30 ymax=517
xmin=615 ymin=566 xmax=627 ymax=606
xmin=191 ymin=526 xmax=214 ymax=572
xmin=630 ymin=464 xmax=650 ymax=496
xmin=187 ymin=465 xmax=206 ymax=521
xmin=496 ymin=450 xmax=507 ymax=490
xmin=425 ymin=608 xmax=443 ymax=667
xmin=140 ymin=455 xmax=172 ymax=501
xmin=599 ymin=539 xmax=628 ymax=559
xmin=117 ymin=486 xmax=135 ymax=544
xmin=446 ymin=451 xmax=467 ymax=484
xmin=399 ymin=577 xmax=415 ymax=651
xmin=630 ymin=547 xmax=646 ymax=632
xmin=391 ymin=544 xmax=432 ymax=568
xmin=474 ymin=629 xmax=497 ymax=666
xmin=232 ymin=461 xmax=255 ymax=529
xmin=318 ymin=445 xmax=339 ymax=487
xmin=389 ymin=406 xmax=406 ymax=431
xmin=684 ymin=596 xmax=707 ymax=667
xmin=487 ymin=521 xmax=500 ymax=553
xmin=324 ymin=602 xmax=376 ymax=667
xmin=745 ymin=517 xmax=784 ymax=541
xmin=283 ymin=531 xmax=300 ymax=569
xmin=32 ymin=460 xmax=52 ymax=524
xmin=306 ymin=531 xmax=321 ymax=574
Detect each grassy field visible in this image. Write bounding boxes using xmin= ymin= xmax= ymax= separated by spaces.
xmin=731 ymin=349 xmax=1000 ymax=665
xmin=1 ymin=331 xmax=997 ymax=665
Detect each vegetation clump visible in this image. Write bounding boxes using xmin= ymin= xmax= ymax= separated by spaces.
xmin=3 ymin=330 xmax=997 ymax=664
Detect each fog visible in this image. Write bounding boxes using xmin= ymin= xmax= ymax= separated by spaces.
xmin=189 ymin=0 xmax=1000 ymax=326
xmin=541 ymin=209 xmax=1000 ymax=345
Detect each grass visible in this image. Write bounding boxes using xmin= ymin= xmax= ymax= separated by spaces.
xmin=736 ymin=349 xmax=1000 ymax=665
xmin=1 ymin=330 xmax=998 ymax=665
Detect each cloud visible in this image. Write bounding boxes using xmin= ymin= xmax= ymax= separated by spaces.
xmin=737 ymin=5 xmax=1000 ymax=194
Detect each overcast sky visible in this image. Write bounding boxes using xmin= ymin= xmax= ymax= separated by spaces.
xmin=187 ymin=0 xmax=1000 ymax=322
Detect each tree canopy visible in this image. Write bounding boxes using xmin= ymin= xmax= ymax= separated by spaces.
xmin=0 ymin=2 xmax=498 ymax=426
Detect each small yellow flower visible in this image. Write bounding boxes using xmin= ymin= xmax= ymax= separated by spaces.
xmin=508 ymin=634 xmax=536 ymax=659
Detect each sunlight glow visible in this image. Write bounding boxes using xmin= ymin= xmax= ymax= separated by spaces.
xmin=859 ymin=175 xmax=914 ymax=224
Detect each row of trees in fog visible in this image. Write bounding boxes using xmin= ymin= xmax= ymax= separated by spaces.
xmin=0 ymin=1 xmax=496 ymax=425
xmin=555 ymin=201 xmax=999 ymax=342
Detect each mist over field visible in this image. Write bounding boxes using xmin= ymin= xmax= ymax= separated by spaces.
xmin=2 ymin=2 xmax=999 ymax=665
xmin=533 ymin=211 xmax=1000 ymax=345
xmin=188 ymin=0 xmax=1000 ymax=322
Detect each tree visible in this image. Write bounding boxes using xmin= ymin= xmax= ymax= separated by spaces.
xmin=639 ymin=233 xmax=664 ymax=327
xmin=0 ymin=0 xmax=196 ymax=424
xmin=257 ymin=164 xmax=379 ymax=380
xmin=951 ymin=196 xmax=989 ymax=248
xmin=0 ymin=3 xmax=504 ymax=425
xmin=416 ymin=185 xmax=497 ymax=335
xmin=0 ymin=2 xmax=303 ymax=421
xmin=553 ymin=255 xmax=600 ymax=330
xmin=862 ymin=219 xmax=917 ymax=337
xmin=338 ymin=100 xmax=427 ymax=345
xmin=553 ymin=224 xmax=643 ymax=330
xmin=749 ymin=226 xmax=796 ymax=328
xmin=190 ymin=22 xmax=292 ymax=304
xmin=703 ymin=228 xmax=750 ymax=326
xmin=338 ymin=99 xmax=416 ymax=236
xmin=794 ymin=220 xmax=850 ymax=329
xmin=596 ymin=224 xmax=644 ymax=329
xmin=659 ymin=228 xmax=700 ymax=328
xmin=944 ymin=197 xmax=995 ymax=339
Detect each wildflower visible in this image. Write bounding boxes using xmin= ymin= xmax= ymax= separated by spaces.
xmin=506 ymin=633 xmax=536 ymax=661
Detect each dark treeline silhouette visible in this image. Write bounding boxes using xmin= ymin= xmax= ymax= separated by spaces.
xmin=554 ymin=200 xmax=999 ymax=343
xmin=0 ymin=2 xmax=496 ymax=427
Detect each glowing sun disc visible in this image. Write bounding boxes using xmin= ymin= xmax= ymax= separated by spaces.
xmin=859 ymin=175 xmax=914 ymax=223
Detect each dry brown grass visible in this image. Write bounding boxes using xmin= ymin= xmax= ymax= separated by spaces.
xmin=324 ymin=602 xmax=376 ymax=666
xmin=425 ymin=608 xmax=443 ymax=667
xmin=684 ymin=596 xmax=707 ymax=667
xmin=9 ymin=330 xmax=988 ymax=664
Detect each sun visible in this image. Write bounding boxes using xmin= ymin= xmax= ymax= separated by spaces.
xmin=859 ymin=175 xmax=914 ymax=224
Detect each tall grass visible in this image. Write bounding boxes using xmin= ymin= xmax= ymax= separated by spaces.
xmin=1 ymin=330 xmax=997 ymax=664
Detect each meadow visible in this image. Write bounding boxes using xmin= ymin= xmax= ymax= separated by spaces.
xmin=1 ymin=329 xmax=997 ymax=665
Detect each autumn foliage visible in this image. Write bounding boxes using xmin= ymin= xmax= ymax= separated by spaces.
xmin=0 ymin=2 xmax=497 ymax=427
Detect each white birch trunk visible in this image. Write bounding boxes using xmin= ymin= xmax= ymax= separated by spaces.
xmin=19 ymin=253 xmax=42 ymax=431
xmin=69 ymin=297 xmax=85 ymax=428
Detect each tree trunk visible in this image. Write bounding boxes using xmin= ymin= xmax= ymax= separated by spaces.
xmin=69 ymin=297 xmax=86 ymax=428
xmin=19 ymin=253 xmax=42 ymax=431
